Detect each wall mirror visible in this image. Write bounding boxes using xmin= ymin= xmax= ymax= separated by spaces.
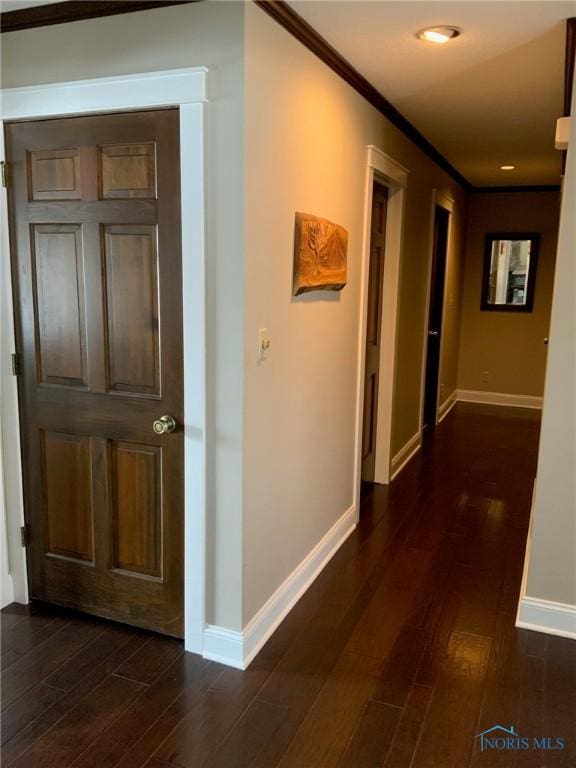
xmin=481 ymin=233 xmax=539 ymax=312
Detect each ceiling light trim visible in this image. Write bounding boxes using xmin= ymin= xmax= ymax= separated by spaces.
xmin=416 ymin=26 xmax=462 ymax=44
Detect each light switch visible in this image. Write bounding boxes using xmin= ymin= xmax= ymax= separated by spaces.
xmin=258 ymin=328 xmax=271 ymax=362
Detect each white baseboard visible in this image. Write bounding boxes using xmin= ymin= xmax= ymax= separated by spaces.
xmin=438 ymin=391 xmax=457 ymax=423
xmin=515 ymin=485 xmax=576 ymax=640
xmin=457 ymin=389 xmax=543 ymax=409
xmin=390 ymin=431 xmax=421 ymax=480
xmin=516 ymin=596 xmax=576 ymax=640
xmin=203 ymin=504 xmax=357 ymax=670
xmin=1 ymin=571 xmax=14 ymax=610
xmin=203 ymin=625 xmax=244 ymax=669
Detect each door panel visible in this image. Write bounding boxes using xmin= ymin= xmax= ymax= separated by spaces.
xmin=6 ymin=110 xmax=184 ymax=637
xmin=32 ymin=224 xmax=88 ymax=387
xmin=100 ymin=143 xmax=156 ymax=199
xmin=42 ymin=431 xmax=93 ymax=562
xmin=112 ymin=441 xmax=162 ymax=578
xmin=29 ymin=148 xmax=82 ymax=201
xmin=103 ymin=225 xmax=160 ymax=395
xmin=361 ymin=182 xmax=388 ymax=483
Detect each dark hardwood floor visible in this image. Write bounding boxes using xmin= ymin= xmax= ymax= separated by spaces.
xmin=2 ymin=403 xmax=575 ymax=767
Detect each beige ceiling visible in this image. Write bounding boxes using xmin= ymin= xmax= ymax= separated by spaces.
xmin=289 ymin=1 xmax=573 ymax=186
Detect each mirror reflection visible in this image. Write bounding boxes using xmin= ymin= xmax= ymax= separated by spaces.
xmin=482 ymin=234 xmax=539 ymax=312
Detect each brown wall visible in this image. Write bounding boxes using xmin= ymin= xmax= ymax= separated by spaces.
xmin=458 ymin=191 xmax=560 ymax=397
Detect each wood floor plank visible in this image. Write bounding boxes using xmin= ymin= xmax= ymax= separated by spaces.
xmin=216 ymin=600 xmax=365 ymax=768
xmin=470 ymin=615 xmax=526 ymax=768
xmin=337 ymin=699 xmax=401 ymax=768
xmin=70 ymin=654 xmax=222 ymax=768
xmin=346 ymin=547 xmax=433 ymax=661
xmin=203 ymin=699 xmax=288 ymax=768
xmin=10 ymin=673 xmax=146 ymax=768
xmin=1 ymin=605 xmax=32 ymax=635
xmin=370 ymin=624 xmax=428 ymax=708
xmin=1 ymin=683 xmax=63 ymax=746
xmin=2 ymin=610 xmax=71 ymax=670
xmin=114 ymin=635 xmax=184 ymax=685
xmin=383 ymin=684 xmax=433 ymax=768
xmin=514 ymin=654 xmax=546 ymax=768
xmin=276 ymin=651 xmax=381 ymax=768
xmin=542 ymin=635 xmax=576 ymax=767
xmin=1 ymin=619 xmax=104 ymax=709
xmin=257 ymin=619 xmax=349 ymax=715
xmin=411 ymin=546 xmax=463 ymax=689
xmin=1 ymin=630 xmax=150 ymax=765
xmin=44 ymin=623 xmax=138 ymax=691
xmin=411 ymin=632 xmax=492 ymax=768
xmin=404 ymin=485 xmax=461 ymax=552
xmin=111 ymin=662 xmax=225 ymax=768
xmin=153 ymin=661 xmax=277 ymax=767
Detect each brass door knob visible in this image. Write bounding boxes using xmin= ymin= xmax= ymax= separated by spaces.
xmin=153 ymin=415 xmax=177 ymax=435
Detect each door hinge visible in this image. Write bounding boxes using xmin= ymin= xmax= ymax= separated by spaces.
xmin=20 ymin=525 xmax=30 ymax=548
xmin=11 ymin=353 xmax=21 ymax=376
xmin=0 ymin=161 xmax=9 ymax=189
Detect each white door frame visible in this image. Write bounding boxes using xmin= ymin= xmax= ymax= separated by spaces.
xmin=354 ymin=145 xmax=408 ymax=510
xmin=0 ymin=67 xmax=208 ymax=654
xmin=418 ymin=189 xmax=455 ymax=431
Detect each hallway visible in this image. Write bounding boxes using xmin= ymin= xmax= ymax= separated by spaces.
xmin=2 ymin=404 xmax=575 ymax=767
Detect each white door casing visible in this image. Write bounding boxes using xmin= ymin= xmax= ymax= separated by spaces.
xmin=354 ymin=145 xmax=408 ymax=507
xmin=0 ymin=67 xmax=208 ymax=653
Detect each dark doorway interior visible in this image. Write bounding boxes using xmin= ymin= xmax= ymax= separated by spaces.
xmin=423 ymin=204 xmax=450 ymax=429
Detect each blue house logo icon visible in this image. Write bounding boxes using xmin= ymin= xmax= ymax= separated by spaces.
xmin=477 ymin=725 xmax=522 ymax=752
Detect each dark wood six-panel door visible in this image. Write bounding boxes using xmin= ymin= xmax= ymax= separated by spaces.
xmin=423 ymin=205 xmax=449 ymax=429
xmin=5 ymin=110 xmax=184 ymax=637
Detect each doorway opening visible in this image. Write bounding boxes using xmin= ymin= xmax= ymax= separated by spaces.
xmin=423 ymin=204 xmax=450 ymax=429
xmin=1 ymin=66 xmax=208 ymax=654
xmin=354 ymin=146 xmax=407 ymax=506
xmin=361 ymin=181 xmax=388 ymax=487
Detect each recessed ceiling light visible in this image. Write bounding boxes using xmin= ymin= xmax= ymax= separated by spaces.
xmin=500 ymin=165 xmax=516 ymax=171
xmin=416 ymin=26 xmax=462 ymax=44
